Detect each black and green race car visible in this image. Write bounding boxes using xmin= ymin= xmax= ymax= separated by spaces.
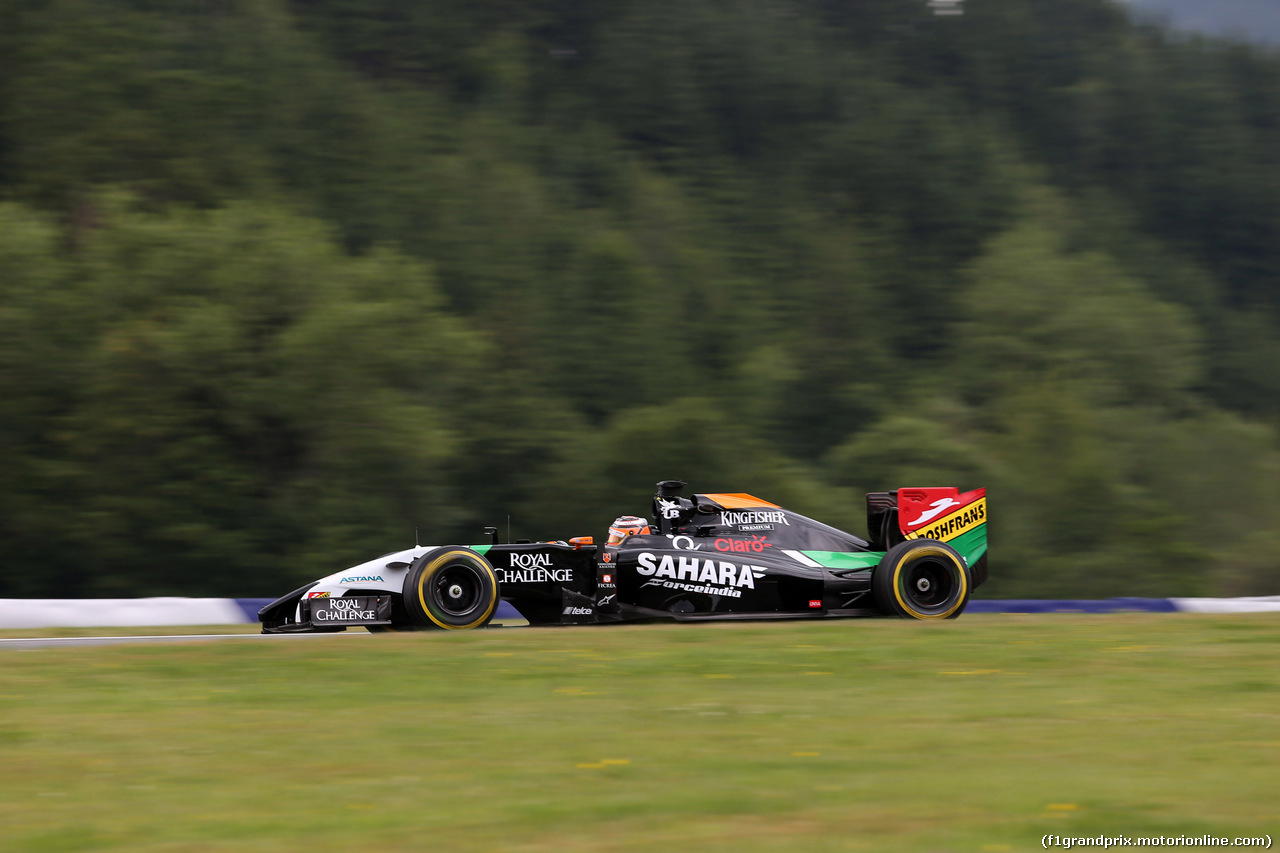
xmin=259 ymin=480 xmax=988 ymax=632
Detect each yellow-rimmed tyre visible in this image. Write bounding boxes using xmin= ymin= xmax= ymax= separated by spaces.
xmin=873 ymin=539 xmax=970 ymax=619
xmin=402 ymin=547 xmax=500 ymax=630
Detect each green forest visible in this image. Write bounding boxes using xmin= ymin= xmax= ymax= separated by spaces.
xmin=1 ymin=0 xmax=1278 ymax=599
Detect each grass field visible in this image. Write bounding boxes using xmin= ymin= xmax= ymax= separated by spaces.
xmin=1 ymin=615 xmax=1277 ymax=852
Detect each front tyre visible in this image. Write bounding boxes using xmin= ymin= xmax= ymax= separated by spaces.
xmin=873 ymin=539 xmax=970 ymax=619
xmin=402 ymin=548 xmax=500 ymax=630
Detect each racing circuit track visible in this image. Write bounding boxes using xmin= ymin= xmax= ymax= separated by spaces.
xmin=2 ymin=595 xmax=1277 ymax=648
xmin=0 ymin=632 xmax=374 ymax=649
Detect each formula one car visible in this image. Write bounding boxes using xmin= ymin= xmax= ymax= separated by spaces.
xmin=259 ymin=480 xmax=988 ymax=632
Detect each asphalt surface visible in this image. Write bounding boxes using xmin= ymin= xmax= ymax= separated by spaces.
xmin=0 ymin=632 xmax=371 ymax=650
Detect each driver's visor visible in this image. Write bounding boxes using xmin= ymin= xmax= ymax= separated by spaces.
xmin=607 ymin=525 xmax=650 ymax=545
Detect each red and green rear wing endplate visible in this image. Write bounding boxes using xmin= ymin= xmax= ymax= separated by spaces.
xmin=899 ymin=486 xmax=987 ymax=567
xmin=800 ymin=486 xmax=988 ymax=571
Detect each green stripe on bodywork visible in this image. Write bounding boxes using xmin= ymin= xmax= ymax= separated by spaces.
xmin=471 ymin=545 xmax=492 ymax=556
xmin=800 ymin=550 xmax=884 ymax=571
xmin=803 ymin=523 xmax=987 ymax=573
xmin=948 ymin=524 xmax=987 ymax=568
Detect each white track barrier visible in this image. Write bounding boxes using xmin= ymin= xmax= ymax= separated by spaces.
xmin=0 ymin=598 xmax=249 ymax=629
xmin=1169 ymin=596 xmax=1280 ymax=614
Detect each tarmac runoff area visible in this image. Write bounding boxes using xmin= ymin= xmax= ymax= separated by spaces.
xmin=3 ymin=596 xmax=1278 ymax=648
xmin=0 ymin=619 xmax=533 ymax=649
xmin=0 ymin=631 xmax=374 ymax=650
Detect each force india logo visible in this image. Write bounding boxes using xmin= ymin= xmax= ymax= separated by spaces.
xmin=500 ymin=552 xmax=573 ymax=584
xmin=636 ymin=552 xmax=766 ymax=599
xmin=906 ymin=498 xmax=986 ymax=543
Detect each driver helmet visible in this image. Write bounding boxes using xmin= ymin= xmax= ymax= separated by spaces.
xmin=607 ymin=516 xmax=651 ymax=546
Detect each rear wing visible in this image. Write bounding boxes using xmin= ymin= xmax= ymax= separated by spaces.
xmin=866 ymin=487 xmax=988 ymax=587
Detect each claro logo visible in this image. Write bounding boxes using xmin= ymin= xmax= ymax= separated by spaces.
xmin=714 ymin=535 xmax=771 ymax=553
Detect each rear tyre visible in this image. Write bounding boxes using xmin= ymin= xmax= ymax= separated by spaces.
xmin=402 ymin=547 xmax=500 ymax=630
xmin=873 ymin=539 xmax=970 ymax=619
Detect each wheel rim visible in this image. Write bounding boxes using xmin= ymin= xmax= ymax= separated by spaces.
xmin=434 ymin=564 xmax=483 ymax=616
xmin=900 ymin=556 xmax=957 ymax=611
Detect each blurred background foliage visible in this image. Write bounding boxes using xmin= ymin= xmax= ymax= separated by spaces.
xmin=1 ymin=0 xmax=1277 ymax=598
